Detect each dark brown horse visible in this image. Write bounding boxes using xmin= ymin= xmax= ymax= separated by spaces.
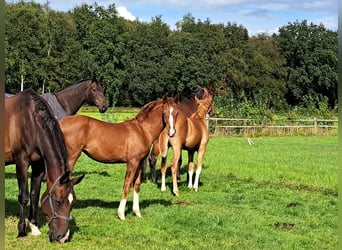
xmin=59 ymin=97 xmax=178 ymax=220
xmin=41 ymin=78 xmax=108 ymax=120
xmin=5 ymin=89 xmax=84 ymax=243
xmin=160 ymin=95 xmax=213 ymax=196
xmin=147 ymin=87 xmax=213 ymax=183
xmin=6 ymin=78 xmax=108 ymax=120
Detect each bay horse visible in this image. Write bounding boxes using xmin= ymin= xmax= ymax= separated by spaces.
xmin=160 ymin=95 xmax=213 ymax=196
xmin=147 ymin=87 xmax=213 ymax=183
xmin=5 ymin=89 xmax=84 ymax=243
xmin=5 ymin=78 xmax=108 ymax=120
xmin=58 ymin=97 xmax=178 ymax=220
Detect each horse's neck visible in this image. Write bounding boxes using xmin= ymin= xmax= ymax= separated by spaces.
xmin=38 ymin=135 xmax=67 ymax=183
xmin=179 ymin=100 xmax=198 ymax=117
xmin=192 ymin=104 xmax=210 ymax=119
xmin=55 ymin=83 xmax=87 ymax=115
xmin=138 ymin=108 xmax=164 ymax=143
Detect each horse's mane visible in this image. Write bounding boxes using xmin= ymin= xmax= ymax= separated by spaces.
xmin=133 ymin=99 xmax=163 ymax=123
xmin=23 ymin=89 xmax=69 ymax=170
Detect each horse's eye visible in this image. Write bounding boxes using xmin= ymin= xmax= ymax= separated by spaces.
xmin=92 ymin=88 xmax=97 ymax=92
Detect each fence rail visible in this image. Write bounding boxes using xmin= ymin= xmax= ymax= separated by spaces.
xmin=207 ymin=117 xmax=338 ymax=136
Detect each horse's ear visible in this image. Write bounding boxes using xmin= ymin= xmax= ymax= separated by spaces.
xmin=99 ymin=76 xmax=104 ymax=83
xmin=162 ymin=96 xmax=168 ymax=104
xmin=173 ymin=94 xmax=180 ymax=104
xmin=194 ymin=95 xmax=200 ymax=104
xmin=71 ymin=174 xmax=85 ymax=186
xmin=59 ymin=171 xmax=71 ymax=185
xmin=92 ymin=74 xmax=97 ymax=83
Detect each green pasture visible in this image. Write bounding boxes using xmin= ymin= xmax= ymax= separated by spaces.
xmin=5 ymin=135 xmax=337 ymax=249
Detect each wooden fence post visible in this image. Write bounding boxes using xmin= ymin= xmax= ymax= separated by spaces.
xmin=313 ymin=117 xmax=318 ymax=135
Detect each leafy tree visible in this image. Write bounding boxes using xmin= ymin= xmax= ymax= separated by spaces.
xmin=71 ymin=3 xmax=127 ymax=106
xmin=120 ymin=16 xmax=172 ymax=106
xmin=5 ymin=1 xmax=46 ymax=92
xmin=275 ymin=20 xmax=337 ymax=108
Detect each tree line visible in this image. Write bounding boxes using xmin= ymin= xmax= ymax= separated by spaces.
xmin=5 ymin=1 xmax=338 ymax=117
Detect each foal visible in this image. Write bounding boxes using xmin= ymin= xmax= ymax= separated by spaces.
xmin=148 ymin=87 xmax=213 ymax=183
xmin=160 ymin=96 xmax=213 ymax=196
xmin=59 ymin=97 xmax=178 ymax=220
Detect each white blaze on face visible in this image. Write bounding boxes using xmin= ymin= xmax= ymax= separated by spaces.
xmin=68 ymin=193 xmax=74 ymax=205
xmin=168 ymin=107 xmax=176 ymax=137
xmin=59 ymin=229 xmax=70 ymax=244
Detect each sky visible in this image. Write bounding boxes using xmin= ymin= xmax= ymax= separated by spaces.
xmin=7 ymin=0 xmax=338 ymax=35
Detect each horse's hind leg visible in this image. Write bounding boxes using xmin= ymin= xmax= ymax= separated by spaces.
xmin=29 ymin=160 xmax=45 ymax=236
xmin=149 ymin=139 xmax=160 ymax=184
xmin=177 ymin=155 xmax=182 ymax=180
xmin=160 ymin=155 xmax=168 ymax=192
xmin=148 ymin=154 xmax=157 ymax=183
xmin=15 ymin=158 xmax=30 ymax=237
xmin=187 ymin=151 xmax=195 ymax=189
xmin=193 ymin=146 xmax=206 ymax=192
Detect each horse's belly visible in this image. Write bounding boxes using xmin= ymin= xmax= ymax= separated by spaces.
xmin=4 ymin=151 xmax=13 ymax=165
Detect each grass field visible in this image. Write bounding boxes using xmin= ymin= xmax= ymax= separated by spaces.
xmin=5 ymin=136 xmax=337 ymax=249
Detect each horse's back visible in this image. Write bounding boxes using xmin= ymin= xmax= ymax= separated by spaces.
xmin=5 ymin=90 xmax=41 ymax=164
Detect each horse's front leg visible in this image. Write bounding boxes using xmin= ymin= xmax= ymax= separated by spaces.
xmin=132 ymin=158 xmax=146 ymax=218
xmin=15 ymin=158 xmax=30 ymax=237
xmin=159 ymin=131 xmax=170 ymax=192
xmin=118 ymin=159 xmax=139 ymax=221
xmin=29 ymin=160 xmax=45 ymax=236
xmin=171 ymin=146 xmax=182 ymax=196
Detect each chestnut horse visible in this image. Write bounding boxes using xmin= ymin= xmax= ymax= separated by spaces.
xmin=59 ymin=97 xmax=178 ymax=220
xmin=5 ymin=89 xmax=84 ymax=243
xmin=6 ymin=78 xmax=108 ymax=120
xmin=160 ymin=95 xmax=213 ymax=196
xmin=147 ymin=87 xmax=213 ymax=183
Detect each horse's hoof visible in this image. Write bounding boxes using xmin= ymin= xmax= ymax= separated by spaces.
xmin=118 ymin=212 xmax=126 ymax=221
xmin=173 ymin=190 xmax=179 ymax=196
xmin=17 ymin=232 xmax=27 ymax=238
xmin=29 ymin=222 xmax=41 ymax=236
xmin=134 ymin=210 xmax=142 ymax=218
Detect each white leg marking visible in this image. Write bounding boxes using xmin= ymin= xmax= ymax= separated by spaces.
xmin=161 ymin=175 xmax=166 ymax=192
xmin=193 ymin=166 xmax=202 ymax=191
xmin=118 ymin=199 xmax=127 ymax=220
xmin=59 ymin=229 xmax=70 ymax=244
xmin=29 ymin=222 xmax=41 ymax=236
xmin=188 ymin=170 xmax=194 ymax=188
xmin=133 ymin=190 xmax=141 ymax=218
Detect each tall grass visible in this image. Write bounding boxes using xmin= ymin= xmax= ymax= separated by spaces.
xmin=5 ymin=136 xmax=337 ymax=249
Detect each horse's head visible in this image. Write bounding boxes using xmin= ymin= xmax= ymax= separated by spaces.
xmin=86 ymin=78 xmax=108 ymax=113
xmin=162 ymin=96 xmax=179 ymax=137
xmin=194 ymin=95 xmax=215 ymax=118
xmin=196 ymin=87 xmax=215 ymax=116
xmin=41 ymin=171 xmax=84 ymax=243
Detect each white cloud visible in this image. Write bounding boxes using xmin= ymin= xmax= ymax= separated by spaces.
xmin=117 ymin=6 xmax=137 ymax=21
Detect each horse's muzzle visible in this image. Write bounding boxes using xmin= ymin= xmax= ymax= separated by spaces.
xmin=99 ymin=105 xmax=108 ymax=113
xmin=168 ymin=128 xmax=176 ymax=137
xmin=49 ymin=229 xmax=69 ymax=244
